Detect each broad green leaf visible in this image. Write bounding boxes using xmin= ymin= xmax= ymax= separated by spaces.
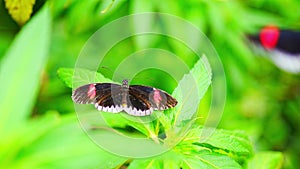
xmin=204 ymin=129 xmax=252 ymax=156
xmin=127 ymin=151 xmax=181 ymax=169
xmin=8 ymin=114 xmax=127 ymax=169
xmin=57 ymin=67 xmax=113 ymax=89
xmin=128 ymin=150 xmax=242 ymax=169
xmin=0 ymin=111 xmax=61 ymax=168
xmin=0 ymin=4 xmax=51 ymax=135
xmin=163 ymin=56 xmax=212 ymax=147
xmin=163 ymin=159 xmax=182 ymax=169
xmin=0 ymin=112 xmax=127 ymax=169
xmin=171 ymin=56 xmax=212 ymax=127
xmin=128 ymin=159 xmax=161 ymax=169
xmin=181 ymin=151 xmax=242 ymax=169
xmin=100 ymin=113 xmax=157 ymax=139
xmin=5 ymin=0 xmax=36 ymax=25
xmin=247 ymin=151 xmax=283 ymax=169
xmin=56 ymin=68 xmax=75 ymax=88
xmin=183 ymin=127 xmax=253 ymax=157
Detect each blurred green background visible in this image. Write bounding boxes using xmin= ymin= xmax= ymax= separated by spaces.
xmin=0 ymin=0 xmax=300 ymax=168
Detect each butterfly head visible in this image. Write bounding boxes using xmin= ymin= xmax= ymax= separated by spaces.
xmin=122 ymin=79 xmax=129 ymax=88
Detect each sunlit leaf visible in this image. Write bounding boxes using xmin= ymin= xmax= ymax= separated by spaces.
xmin=0 ymin=4 xmax=50 ymax=135
xmin=128 ymin=151 xmax=180 ymax=169
xmin=128 ymin=159 xmax=161 ymax=169
xmin=165 ymin=56 xmax=212 ymax=131
xmin=184 ymin=127 xmax=253 ymax=157
xmin=57 ymin=68 xmax=74 ymax=88
xmin=4 ymin=114 xmax=127 ymax=169
xmin=205 ymin=129 xmax=252 ymax=155
xmin=0 ymin=111 xmax=61 ymax=168
xmin=181 ymin=151 xmax=242 ymax=169
xmin=247 ymin=151 xmax=283 ymax=169
xmin=57 ymin=67 xmax=113 ymax=88
xmin=128 ymin=150 xmax=242 ymax=169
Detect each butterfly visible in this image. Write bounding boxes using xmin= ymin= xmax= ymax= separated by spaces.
xmin=72 ymin=79 xmax=178 ymax=116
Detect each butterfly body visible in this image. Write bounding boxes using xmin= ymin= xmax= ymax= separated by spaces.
xmin=72 ymin=79 xmax=177 ymax=116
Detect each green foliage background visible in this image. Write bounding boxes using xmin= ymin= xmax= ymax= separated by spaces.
xmin=0 ymin=0 xmax=299 ymax=168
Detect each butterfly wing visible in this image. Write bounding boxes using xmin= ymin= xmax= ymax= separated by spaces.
xmin=72 ymin=83 xmax=123 ymax=113
xmin=123 ymin=89 xmax=153 ymax=116
xmin=129 ymin=85 xmax=178 ymax=112
xmin=72 ymin=83 xmax=178 ymax=116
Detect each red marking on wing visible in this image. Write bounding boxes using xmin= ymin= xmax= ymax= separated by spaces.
xmin=87 ymin=84 xmax=96 ymax=99
xmin=260 ymin=25 xmax=280 ymax=50
xmin=153 ymin=89 xmax=162 ymax=104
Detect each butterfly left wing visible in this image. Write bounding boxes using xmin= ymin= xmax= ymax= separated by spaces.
xmin=72 ymin=83 xmax=124 ymax=113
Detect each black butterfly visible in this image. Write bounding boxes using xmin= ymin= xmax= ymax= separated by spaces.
xmin=72 ymin=79 xmax=178 ymax=116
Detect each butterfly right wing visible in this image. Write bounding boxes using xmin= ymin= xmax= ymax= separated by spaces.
xmin=129 ymin=85 xmax=178 ymax=111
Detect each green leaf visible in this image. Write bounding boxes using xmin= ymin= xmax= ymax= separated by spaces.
xmin=246 ymin=151 xmax=283 ymax=169
xmin=127 ymin=151 xmax=180 ymax=169
xmin=56 ymin=68 xmax=74 ymax=88
xmin=128 ymin=150 xmax=242 ymax=169
xmin=163 ymin=159 xmax=182 ymax=169
xmin=7 ymin=114 xmax=127 ymax=169
xmin=183 ymin=127 xmax=253 ymax=157
xmin=100 ymin=113 xmax=157 ymax=138
xmin=57 ymin=67 xmax=113 ymax=88
xmin=0 ymin=111 xmax=61 ymax=168
xmin=171 ymin=56 xmax=212 ymax=127
xmin=163 ymin=56 xmax=212 ymax=146
xmin=204 ymin=129 xmax=252 ymax=156
xmin=181 ymin=151 xmax=242 ymax=169
xmin=0 ymin=4 xmax=51 ymax=135
xmin=128 ymin=159 xmax=161 ymax=169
